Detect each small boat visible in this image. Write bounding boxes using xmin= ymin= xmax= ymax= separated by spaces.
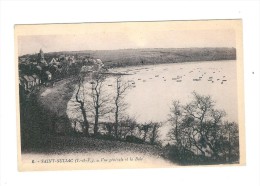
xmin=176 ymin=80 xmax=182 ymax=82
xmin=138 ymin=79 xmax=141 ymax=80
xmin=155 ymin=75 xmax=159 ymax=77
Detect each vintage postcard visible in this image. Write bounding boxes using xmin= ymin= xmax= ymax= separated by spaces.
xmin=15 ymin=20 xmax=245 ymax=171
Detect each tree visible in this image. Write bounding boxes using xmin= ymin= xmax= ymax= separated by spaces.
xmin=138 ymin=123 xmax=152 ymax=143
xmin=168 ymin=92 xmax=239 ymax=163
xmin=114 ymin=76 xmax=132 ymax=138
xmin=149 ymin=122 xmax=161 ymax=145
xmin=135 ymin=122 xmax=161 ymax=144
xmin=220 ymin=121 xmax=239 ymax=162
xmin=75 ymin=76 xmax=90 ymax=136
xmin=168 ymin=101 xmax=183 ymax=148
xmin=118 ymin=116 xmax=138 ymax=139
xmin=182 ymin=92 xmax=217 ymax=157
xmin=90 ymin=73 xmax=113 ymax=136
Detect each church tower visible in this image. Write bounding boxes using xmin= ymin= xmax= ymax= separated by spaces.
xmin=38 ymin=49 xmax=44 ymax=62
xmin=37 ymin=48 xmax=47 ymax=66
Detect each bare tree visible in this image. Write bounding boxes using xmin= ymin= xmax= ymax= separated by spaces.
xmin=182 ymin=92 xmax=216 ymax=156
xmin=114 ymin=76 xmax=132 ymax=138
xmin=90 ymin=73 xmax=113 ymax=136
xmin=75 ymin=76 xmax=90 ymax=136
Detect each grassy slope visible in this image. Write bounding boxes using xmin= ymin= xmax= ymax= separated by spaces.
xmin=24 ymin=135 xmax=164 ymax=156
xmin=38 ymin=77 xmax=76 ymax=117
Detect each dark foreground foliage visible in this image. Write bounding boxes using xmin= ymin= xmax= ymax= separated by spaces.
xmin=163 ymin=145 xmax=239 ymax=165
xmin=165 ymin=92 xmax=240 ymax=165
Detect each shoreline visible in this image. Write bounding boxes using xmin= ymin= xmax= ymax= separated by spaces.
xmin=109 ymin=59 xmax=236 ymax=70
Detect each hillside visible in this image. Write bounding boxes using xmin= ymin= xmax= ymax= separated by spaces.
xmin=22 ymin=47 xmax=236 ymax=68
xmin=91 ymin=47 xmax=236 ymax=67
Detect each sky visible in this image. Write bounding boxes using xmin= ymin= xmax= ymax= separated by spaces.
xmin=17 ymin=24 xmax=236 ymax=56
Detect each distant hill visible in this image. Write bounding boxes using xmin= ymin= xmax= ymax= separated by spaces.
xmin=21 ymin=47 xmax=236 ymax=68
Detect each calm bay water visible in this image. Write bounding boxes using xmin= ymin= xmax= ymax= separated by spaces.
xmin=67 ymin=60 xmax=238 ymax=135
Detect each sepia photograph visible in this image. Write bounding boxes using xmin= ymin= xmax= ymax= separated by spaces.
xmin=15 ymin=20 xmax=245 ymax=171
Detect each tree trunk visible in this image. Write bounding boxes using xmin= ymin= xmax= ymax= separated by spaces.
xmin=75 ymin=78 xmax=89 ymax=136
xmin=80 ymin=103 xmax=89 ymax=136
xmin=115 ymin=105 xmax=119 ymax=138
xmin=94 ymin=106 xmax=99 ymax=136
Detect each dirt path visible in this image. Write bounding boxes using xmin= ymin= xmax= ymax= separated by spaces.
xmin=38 ymin=77 xmax=77 ymax=117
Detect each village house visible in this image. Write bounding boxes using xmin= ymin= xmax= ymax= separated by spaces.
xmin=32 ymin=74 xmax=41 ymax=85
xmin=35 ymin=65 xmax=42 ymax=74
xmin=45 ymin=71 xmax=52 ymax=81
xmin=93 ymin=59 xmax=104 ymax=71
xmin=19 ymin=77 xmax=27 ymax=90
xmin=22 ymin=75 xmax=35 ymax=90
xmin=49 ymin=58 xmax=58 ymax=66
